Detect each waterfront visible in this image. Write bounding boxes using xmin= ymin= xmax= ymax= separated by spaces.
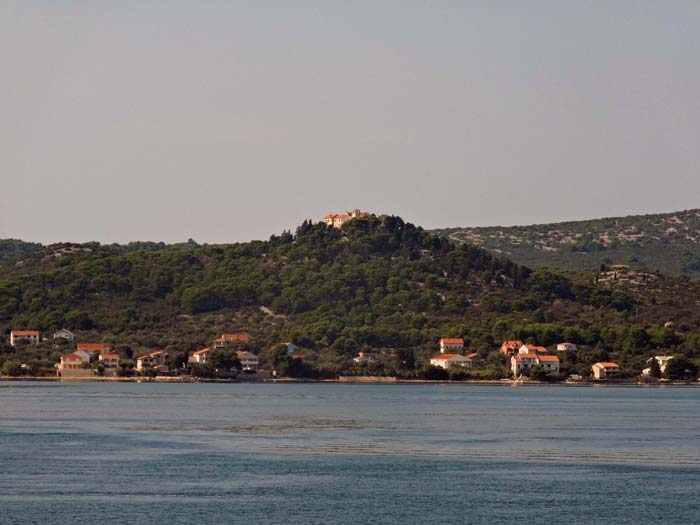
xmin=1 ymin=382 xmax=699 ymax=524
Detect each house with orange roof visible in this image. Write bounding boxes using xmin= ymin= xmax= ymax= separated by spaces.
xmin=500 ymin=340 xmax=523 ymax=356
xmin=10 ymin=330 xmax=40 ymax=347
xmin=518 ymin=344 xmax=548 ymax=355
xmin=322 ymin=209 xmax=369 ymax=228
xmin=59 ymin=352 xmax=85 ymax=370
xmin=465 ymin=352 xmax=483 ymax=366
xmin=136 ymin=350 xmax=169 ymax=371
xmin=98 ymin=353 xmax=120 ymax=376
xmin=213 ymin=333 xmax=250 ymax=349
xmin=189 ymin=348 xmax=210 ymax=365
xmin=511 ymin=353 xmax=560 ymax=377
xmin=77 ymin=342 xmax=111 ymax=353
xmin=430 ymin=353 xmax=471 ymax=369
xmin=439 ymin=338 xmax=464 ymax=353
xmin=592 ymin=362 xmax=620 ymax=380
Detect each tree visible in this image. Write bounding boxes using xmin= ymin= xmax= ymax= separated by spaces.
xmin=207 ymin=349 xmax=240 ymax=371
xmin=2 ymin=360 xmax=22 ymax=377
xmin=421 ymin=365 xmax=449 ymax=380
xmin=648 ymin=357 xmax=662 ymax=379
xmin=529 ymin=365 xmax=547 ymax=381
xmin=664 ymin=355 xmax=698 ymax=381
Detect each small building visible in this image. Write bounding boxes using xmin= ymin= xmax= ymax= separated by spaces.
xmin=237 ymin=351 xmax=259 ymax=371
xmin=282 ymin=342 xmax=299 ymax=355
xmin=430 ymin=353 xmax=471 ymax=369
xmin=642 ymin=355 xmax=675 ymax=376
xmin=98 ymin=353 xmax=120 ymax=376
xmin=537 ymin=355 xmax=560 ymax=375
xmin=592 ymin=362 xmax=620 ymax=380
xmin=190 ymin=348 xmax=210 ymax=364
xmin=135 ymin=350 xmax=169 ymax=371
xmin=439 ymin=338 xmax=464 ymax=354
xmin=511 ymin=353 xmax=539 ymax=377
xmin=53 ymin=329 xmax=75 ymax=342
xmin=60 ymin=352 xmax=85 ymax=370
xmin=353 ymin=351 xmax=379 ymax=364
xmin=519 ymin=344 xmax=548 ymax=355
xmin=213 ymin=333 xmax=250 ymax=349
xmin=73 ymin=349 xmax=93 ymax=364
xmin=10 ymin=330 xmax=40 ymax=347
xmin=556 ymin=342 xmax=577 ymax=352
xmin=465 ymin=352 xmax=483 ymax=366
xmin=500 ymin=340 xmax=524 ymax=356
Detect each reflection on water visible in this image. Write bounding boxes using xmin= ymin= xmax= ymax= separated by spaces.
xmin=1 ymin=382 xmax=699 ymax=524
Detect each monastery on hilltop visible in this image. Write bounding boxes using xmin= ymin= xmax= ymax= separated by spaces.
xmin=323 ymin=209 xmax=369 ymax=228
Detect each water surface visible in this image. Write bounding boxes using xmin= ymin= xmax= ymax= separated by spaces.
xmin=1 ymin=382 xmax=698 ymax=523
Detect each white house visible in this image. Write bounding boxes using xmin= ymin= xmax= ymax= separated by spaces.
xmin=642 ymin=355 xmax=675 ymax=376
xmin=511 ymin=353 xmax=538 ymax=377
xmin=53 ymin=329 xmax=75 ymax=342
xmin=556 ymin=342 xmax=577 ymax=352
xmin=430 ymin=353 xmax=471 ymax=369
xmin=190 ymin=348 xmax=210 ymax=364
xmin=592 ymin=362 xmax=620 ymax=379
xmin=98 ymin=353 xmax=120 ymax=376
xmin=519 ymin=344 xmax=548 ymax=355
xmin=136 ymin=350 xmax=169 ymax=371
xmin=439 ymin=338 xmax=464 ymax=354
xmin=10 ymin=330 xmax=40 ymax=347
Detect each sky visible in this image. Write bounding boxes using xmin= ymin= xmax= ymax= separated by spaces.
xmin=2 ymin=1 xmax=699 ymax=244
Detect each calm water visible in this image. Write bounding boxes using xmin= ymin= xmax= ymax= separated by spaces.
xmin=1 ymin=382 xmax=699 ymax=524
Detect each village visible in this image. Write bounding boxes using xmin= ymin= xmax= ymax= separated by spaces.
xmin=5 ymin=328 xmax=683 ymax=383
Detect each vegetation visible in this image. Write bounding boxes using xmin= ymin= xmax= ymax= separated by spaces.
xmin=0 ymin=215 xmax=699 ymax=380
xmin=433 ymin=208 xmax=700 ymax=276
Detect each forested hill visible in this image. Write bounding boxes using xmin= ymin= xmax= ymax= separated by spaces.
xmin=432 ymin=208 xmax=700 ymax=277
xmin=1 ymin=215 xmax=627 ymax=345
xmin=3 ymin=215 xmax=700 ymax=378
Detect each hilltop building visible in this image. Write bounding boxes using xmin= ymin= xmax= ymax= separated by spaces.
xmin=323 ymin=209 xmax=369 ymax=228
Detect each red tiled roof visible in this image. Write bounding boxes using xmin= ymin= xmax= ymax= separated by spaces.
xmin=466 ymin=353 xmax=479 ymax=359
xmin=220 ymin=333 xmax=250 ymax=343
xmin=432 ymin=353 xmax=467 ymax=360
xmin=595 ymin=362 xmax=619 ymax=368
xmin=236 ymin=351 xmax=257 ymax=359
xmin=61 ymin=353 xmax=83 ymax=362
xmin=538 ymin=355 xmax=559 ymax=362
xmin=440 ymin=338 xmax=464 ymax=345
xmin=99 ymin=353 xmax=119 ymax=360
xmin=77 ymin=343 xmax=110 ymax=351
xmin=514 ymin=354 xmax=538 ymax=361
xmin=12 ymin=330 xmax=39 ymax=336
xmin=193 ymin=348 xmax=210 ymax=355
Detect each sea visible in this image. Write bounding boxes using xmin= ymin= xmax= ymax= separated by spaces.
xmin=0 ymin=382 xmax=698 ymax=524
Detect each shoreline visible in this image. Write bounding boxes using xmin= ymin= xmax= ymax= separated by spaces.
xmin=0 ymin=376 xmax=698 ymax=387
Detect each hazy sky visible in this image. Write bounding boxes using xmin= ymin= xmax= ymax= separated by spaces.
xmin=2 ymin=1 xmax=699 ymax=244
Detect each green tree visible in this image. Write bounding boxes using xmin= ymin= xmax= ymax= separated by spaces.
xmin=648 ymin=357 xmax=661 ymax=379
xmin=2 ymin=360 xmax=22 ymax=377
xmin=664 ymin=355 xmax=698 ymax=380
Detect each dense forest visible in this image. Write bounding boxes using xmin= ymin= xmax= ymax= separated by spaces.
xmin=1 ymin=215 xmax=699 ymax=379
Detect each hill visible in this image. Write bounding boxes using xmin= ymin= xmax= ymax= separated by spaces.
xmin=1 ymin=215 xmax=699 ymax=378
xmin=432 ymin=208 xmax=700 ymax=276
